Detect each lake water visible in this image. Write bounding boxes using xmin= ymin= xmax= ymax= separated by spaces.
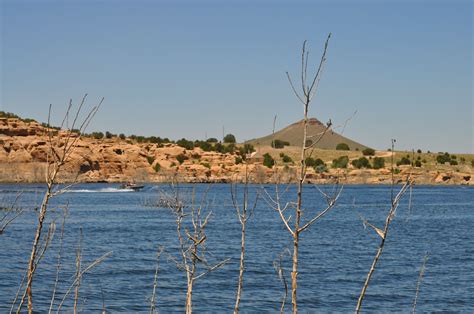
xmin=1 ymin=183 xmax=473 ymax=312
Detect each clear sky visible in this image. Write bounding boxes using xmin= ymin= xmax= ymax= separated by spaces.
xmin=1 ymin=0 xmax=472 ymax=153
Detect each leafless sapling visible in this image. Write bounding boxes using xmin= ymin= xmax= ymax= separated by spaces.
xmin=355 ymin=139 xmax=413 ymax=313
xmin=15 ymin=95 xmax=103 ymax=314
xmin=230 ymin=167 xmax=259 ymax=314
xmin=164 ymin=183 xmax=229 ymax=314
xmin=264 ymin=34 xmax=343 ymax=313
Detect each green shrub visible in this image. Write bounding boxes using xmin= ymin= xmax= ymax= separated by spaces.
xmin=105 ymin=131 xmax=114 ymax=139
xmin=215 ymin=143 xmax=225 ymax=153
xmin=263 ymin=153 xmax=275 ymax=168
xmin=153 ymin=163 xmax=161 ymax=172
xmin=196 ymin=141 xmax=213 ymax=152
xmin=306 ymin=157 xmax=325 ymax=168
xmin=471 ymin=160 xmax=474 ymax=167
xmin=315 ymin=164 xmax=328 ymax=173
xmin=176 ymin=138 xmax=194 ymax=150
xmin=272 ymin=139 xmax=290 ymax=149
xmin=417 ymin=149 xmax=422 ymax=154
xmin=393 ymin=168 xmax=401 ymax=174
xmin=372 ymin=157 xmax=385 ymax=169
xmin=207 ymin=138 xmax=218 ymax=143
xmin=239 ymin=144 xmax=255 ymax=156
xmin=351 ymin=157 xmax=370 ymax=169
xmin=223 ymin=134 xmax=236 ymax=143
xmin=176 ymin=154 xmax=188 ymax=164
xmin=235 ymin=157 xmax=243 ymax=164
xmin=170 ymin=162 xmax=176 ymax=167
xmin=91 ymin=132 xmax=104 ymax=139
xmin=332 ymin=156 xmax=349 ymax=168
xmin=415 ymin=160 xmax=422 ymax=167
xmin=437 ymin=152 xmax=452 ymax=164
xmin=224 ymin=143 xmax=236 ymax=154
xmin=201 ymin=162 xmax=211 ymax=169
xmin=146 ymin=156 xmax=155 ymax=165
xmin=450 ymin=160 xmax=458 ymax=166
xmin=305 ymin=157 xmax=316 ymax=167
xmin=396 ymin=157 xmax=411 ymax=166
xmin=119 ymin=133 xmax=126 ymax=140
xmin=336 ymin=143 xmax=350 ymax=151
xmin=362 ymin=148 xmax=375 ymax=156
xmin=281 ymin=154 xmax=293 ymax=163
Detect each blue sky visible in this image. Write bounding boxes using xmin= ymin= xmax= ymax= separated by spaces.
xmin=1 ymin=0 xmax=472 ymax=153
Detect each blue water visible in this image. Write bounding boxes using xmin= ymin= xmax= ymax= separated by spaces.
xmin=0 ymin=183 xmax=473 ymax=312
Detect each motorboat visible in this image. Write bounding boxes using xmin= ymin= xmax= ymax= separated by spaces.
xmin=120 ymin=182 xmax=145 ymax=191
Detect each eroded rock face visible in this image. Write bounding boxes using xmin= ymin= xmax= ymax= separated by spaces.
xmin=0 ymin=118 xmax=472 ymax=184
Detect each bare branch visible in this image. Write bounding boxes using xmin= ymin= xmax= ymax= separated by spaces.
xmin=299 ymin=186 xmax=342 ymax=233
xmin=286 ymin=72 xmax=306 ymax=105
xmin=194 ymin=258 xmax=231 ymax=281
xmin=56 ymin=251 xmax=112 ymax=313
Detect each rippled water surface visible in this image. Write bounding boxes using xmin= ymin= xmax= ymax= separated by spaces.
xmin=1 ymin=183 xmax=473 ymax=312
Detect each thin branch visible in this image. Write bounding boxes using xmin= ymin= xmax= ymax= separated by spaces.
xmin=412 ymin=252 xmax=429 ymax=313
xmin=150 ymin=246 xmax=164 ymax=314
xmin=299 ymin=185 xmax=342 ymax=233
xmin=286 ymin=72 xmax=306 ymax=105
xmin=194 ymin=258 xmax=231 ymax=281
xmin=56 ymin=251 xmax=112 ymax=313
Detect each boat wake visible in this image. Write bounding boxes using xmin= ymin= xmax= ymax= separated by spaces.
xmin=65 ymin=187 xmax=135 ymax=193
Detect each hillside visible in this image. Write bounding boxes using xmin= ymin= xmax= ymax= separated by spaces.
xmin=0 ymin=114 xmax=472 ymax=185
xmin=246 ymin=118 xmax=368 ymax=150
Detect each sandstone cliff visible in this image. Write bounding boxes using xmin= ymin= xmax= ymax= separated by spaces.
xmin=0 ymin=117 xmax=472 ymax=185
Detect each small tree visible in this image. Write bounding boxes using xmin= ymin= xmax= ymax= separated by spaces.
xmin=147 ymin=156 xmax=155 ymax=165
xmin=352 ymin=157 xmax=370 ymax=169
xmin=206 ymin=137 xmax=218 ymax=143
xmin=266 ymin=34 xmax=342 ymax=314
xmin=272 ymin=139 xmax=289 ymax=149
xmin=332 ymin=156 xmax=349 ymax=168
xmin=281 ymin=154 xmax=293 ymax=163
xmin=397 ymin=156 xmax=411 ymax=166
xmin=336 ymin=143 xmax=350 ymax=151
xmin=263 ymin=153 xmax=275 ymax=168
xmin=176 ymin=154 xmax=188 ymax=164
xmin=91 ymin=131 xmax=104 ymax=139
xmin=223 ymin=134 xmax=236 ymax=143
xmin=362 ymin=148 xmax=375 ymax=156
xmin=372 ymin=157 xmax=385 ymax=169
xmin=176 ymin=138 xmax=194 ymax=150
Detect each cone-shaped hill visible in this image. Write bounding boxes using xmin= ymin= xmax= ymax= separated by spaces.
xmin=246 ymin=118 xmax=369 ymax=150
